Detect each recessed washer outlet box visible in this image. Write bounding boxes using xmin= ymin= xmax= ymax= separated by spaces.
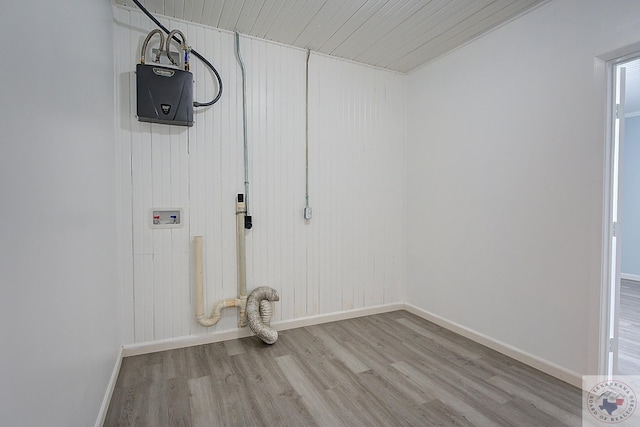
xmin=150 ymin=208 xmax=183 ymax=229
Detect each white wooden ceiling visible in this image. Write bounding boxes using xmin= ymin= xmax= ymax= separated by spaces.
xmin=116 ymin=0 xmax=547 ymax=73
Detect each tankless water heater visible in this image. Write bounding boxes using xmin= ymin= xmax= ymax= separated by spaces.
xmin=136 ymin=29 xmax=194 ymax=127
xmin=136 ymin=63 xmax=193 ymax=126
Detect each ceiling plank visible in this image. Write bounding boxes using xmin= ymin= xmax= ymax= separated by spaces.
xmin=250 ymin=0 xmax=289 ymax=38
xmin=183 ymin=0 xmax=200 ymax=22
xmin=115 ymin=0 xmax=547 ymax=73
xmin=269 ymin=0 xmax=329 ymax=46
xmin=293 ymin=0 xmax=370 ymax=51
xmin=353 ymin=0 xmax=463 ymax=66
xmin=391 ymin=0 xmax=542 ymax=71
xmin=320 ymin=0 xmax=391 ymax=54
xmin=219 ymin=0 xmax=246 ymax=30
xmin=200 ymin=0 xmax=215 ymax=27
xmin=174 ymin=0 xmax=185 ymax=20
xmin=206 ymin=0 xmax=225 ymax=29
xmin=235 ymin=0 xmax=268 ymax=34
xmin=331 ymin=0 xmax=432 ymax=60
xmin=163 ymin=0 xmax=175 ymax=19
xmin=264 ymin=0 xmax=314 ymax=43
xmin=371 ymin=0 xmax=495 ymax=69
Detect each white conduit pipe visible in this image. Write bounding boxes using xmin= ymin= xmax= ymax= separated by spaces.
xmin=304 ymin=49 xmax=312 ymax=221
xmin=235 ymin=32 xmax=251 ymax=224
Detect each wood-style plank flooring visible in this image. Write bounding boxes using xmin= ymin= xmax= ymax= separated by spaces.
xmin=105 ymin=311 xmax=582 ymax=426
xmin=619 ymin=279 xmax=640 ymax=374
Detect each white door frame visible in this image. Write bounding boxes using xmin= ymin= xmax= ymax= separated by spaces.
xmin=601 ymin=53 xmax=638 ymax=376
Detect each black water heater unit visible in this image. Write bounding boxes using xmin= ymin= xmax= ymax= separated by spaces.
xmin=136 ymin=29 xmax=194 ymax=127
xmin=136 ymin=63 xmax=193 ymax=127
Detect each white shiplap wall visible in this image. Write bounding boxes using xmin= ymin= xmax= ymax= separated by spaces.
xmin=114 ymin=7 xmax=407 ymax=344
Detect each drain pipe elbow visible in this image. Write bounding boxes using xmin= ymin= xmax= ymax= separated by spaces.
xmin=197 ymin=298 xmax=241 ymax=327
xmin=246 ymin=286 xmax=279 ymax=344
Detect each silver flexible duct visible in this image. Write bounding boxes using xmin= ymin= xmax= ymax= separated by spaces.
xmin=246 ymin=286 xmax=280 ymax=344
xmin=259 ymin=299 xmax=272 ymax=326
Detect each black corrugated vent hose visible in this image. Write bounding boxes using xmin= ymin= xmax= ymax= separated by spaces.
xmin=131 ymin=0 xmax=223 ymax=107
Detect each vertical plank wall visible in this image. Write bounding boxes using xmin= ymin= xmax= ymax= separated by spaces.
xmin=114 ymin=7 xmax=407 ymax=345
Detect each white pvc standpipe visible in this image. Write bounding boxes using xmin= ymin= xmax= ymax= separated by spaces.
xmin=236 ymin=196 xmax=248 ymax=326
xmin=194 ymin=196 xmax=248 ymax=328
xmin=194 ymin=236 xmax=205 ymax=320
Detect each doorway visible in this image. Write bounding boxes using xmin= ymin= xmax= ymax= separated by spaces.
xmin=604 ymin=55 xmax=640 ymax=376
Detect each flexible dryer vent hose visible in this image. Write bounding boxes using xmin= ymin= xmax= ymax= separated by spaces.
xmin=246 ymin=286 xmax=280 ymax=344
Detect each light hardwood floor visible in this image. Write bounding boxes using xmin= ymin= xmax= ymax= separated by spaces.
xmin=105 ymin=311 xmax=582 ymax=426
xmin=618 ymin=279 xmax=640 ymax=374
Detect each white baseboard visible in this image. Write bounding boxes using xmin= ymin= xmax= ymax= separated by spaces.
xmin=621 ymin=273 xmax=640 ymax=283
xmin=95 ymin=346 xmax=123 ymax=427
xmin=122 ymin=329 xmax=254 ymax=357
xmin=122 ymin=302 xmax=404 ymax=357
xmin=115 ymin=301 xmax=580 ymax=397
xmin=403 ymin=303 xmax=582 ymax=388
xmin=274 ymin=302 xmax=405 ymax=331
